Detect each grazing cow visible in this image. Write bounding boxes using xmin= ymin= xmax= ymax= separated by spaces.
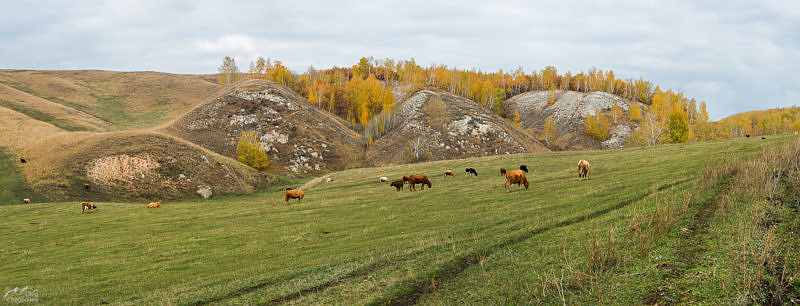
xmin=444 ymin=170 xmax=455 ymax=177
xmin=81 ymin=202 xmax=97 ymax=214
xmin=520 ymin=165 xmax=529 ymax=173
xmin=19 ymin=158 xmax=26 ymax=164
xmin=379 ymin=176 xmax=390 ymax=183
xmin=505 ymin=169 xmax=529 ymax=192
xmin=390 ymin=179 xmax=404 ymax=191
xmin=83 ymin=183 xmax=91 ymax=191
xmin=500 ymin=167 xmax=507 ymax=176
xmin=22 ymin=198 xmax=31 ymax=204
xmin=746 ymin=134 xmax=751 ymax=138
xmin=577 ymin=160 xmax=591 ymax=181
xmin=285 ymin=189 xmax=305 ymax=203
xmin=465 ymin=168 xmax=478 ymax=176
xmin=147 ymin=200 xmax=161 ymax=208
xmin=407 ymin=175 xmax=432 ymax=191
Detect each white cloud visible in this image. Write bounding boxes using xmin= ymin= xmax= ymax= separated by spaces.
xmin=0 ymin=0 xmax=798 ymax=119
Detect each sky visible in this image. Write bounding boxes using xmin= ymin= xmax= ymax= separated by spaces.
xmin=1 ymin=0 xmax=798 ymax=120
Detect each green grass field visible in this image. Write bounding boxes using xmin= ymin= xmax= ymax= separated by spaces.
xmin=1 ymin=136 xmax=796 ymax=304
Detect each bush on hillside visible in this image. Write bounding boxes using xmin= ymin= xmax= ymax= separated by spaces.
xmin=236 ymin=131 xmax=270 ymax=170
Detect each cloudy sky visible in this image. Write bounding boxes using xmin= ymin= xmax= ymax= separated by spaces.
xmin=1 ymin=0 xmax=798 ymax=119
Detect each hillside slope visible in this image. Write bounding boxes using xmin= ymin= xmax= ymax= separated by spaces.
xmin=504 ymin=90 xmax=644 ymax=150
xmin=0 ymin=70 xmax=218 ymax=131
xmin=15 ymin=131 xmax=270 ymax=202
xmin=163 ymin=80 xmax=365 ymax=174
xmin=366 ymin=88 xmax=548 ymax=165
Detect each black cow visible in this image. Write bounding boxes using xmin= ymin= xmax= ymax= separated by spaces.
xmin=520 ymin=165 xmax=529 ymax=173
xmin=465 ymin=168 xmax=478 ymax=176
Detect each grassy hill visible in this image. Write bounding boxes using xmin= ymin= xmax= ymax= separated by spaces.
xmin=1 ymin=135 xmax=796 ymax=304
xmin=0 ymin=70 xmax=218 ymax=131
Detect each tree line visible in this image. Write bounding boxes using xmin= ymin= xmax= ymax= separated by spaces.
xmin=217 ymin=56 xmax=797 ymax=148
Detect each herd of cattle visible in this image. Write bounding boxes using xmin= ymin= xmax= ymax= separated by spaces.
xmin=284 ymin=160 xmax=591 ymax=203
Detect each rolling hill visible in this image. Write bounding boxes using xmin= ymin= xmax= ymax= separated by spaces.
xmin=163 ymin=79 xmax=365 ymax=174
xmin=0 ymin=71 xmax=279 ymax=203
xmin=366 ymin=88 xmax=548 ymax=165
xmin=504 ymin=90 xmax=644 ymax=150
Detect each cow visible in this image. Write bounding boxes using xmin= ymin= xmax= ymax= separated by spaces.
xmin=147 ymin=200 xmax=161 ymax=208
xmin=444 ymin=170 xmax=455 ymax=177
xmin=390 ymin=179 xmax=404 ymax=191
xmin=19 ymin=158 xmax=26 ymax=164
xmin=500 ymin=167 xmax=507 ymax=176
xmin=465 ymin=168 xmax=478 ymax=176
xmin=285 ymin=189 xmax=305 ymax=203
xmin=379 ymin=176 xmax=390 ymax=183
xmin=22 ymin=198 xmax=31 ymax=204
xmin=83 ymin=183 xmax=91 ymax=191
xmin=81 ymin=202 xmax=97 ymax=214
xmin=505 ymin=169 xmax=529 ymax=192
xmin=407 ymin=175 xmax=432 ymax=191
xmin=520 ymin=165 xmax=529 ymax=173
xmin=761 ymin=136 xmax=766 ymax=139
xmin=577 ymin=160 xmax=591 ymax=181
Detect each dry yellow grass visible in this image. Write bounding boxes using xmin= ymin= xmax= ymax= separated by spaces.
xmin=0 ymin=107 xmax=66 ymax=153
xmin=0 ymin=83 xmax=109 ymax=131
xmin=0 ymin=69 xmax=218 ymax=131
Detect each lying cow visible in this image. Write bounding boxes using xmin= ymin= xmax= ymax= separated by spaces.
xmin=577 ymin=160 xmax=590 ymax=181
xmin=147 ymin=200 xmax=161 ymax=208
xmin=285 ymin=189 xmax=305 ymax=203
xmin=379 ymin=176 xmax=390 ymax=183
xmin=505 ymin=169 xmax=529 ymax=192
xmin=22 ymin=198 xmax=31 ymax=204
xmin=444 ymin=170 xmax=455 ymax=177
xmin=81 ymin=202 xmax=97 ymax=214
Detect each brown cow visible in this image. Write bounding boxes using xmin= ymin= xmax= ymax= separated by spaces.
xmin=22 ymin=198 xmax=31 ymax=204
xmin=390 ymin=179 xmax=404 ymax=191
xmin=505 ymin=169 xmax=529 ymax=192
xmin=147 ymin=200 xmax=162 ymax=208
xmin=407 ymin=175 xmax=432 ymax=191
xmin=285 ymin=189 xmax=305 ymax=202
xmin=500 ymin=167 xmax=507 ymax=176
xmin=81 ymin=202 xmax=97 ymax=214
xmin=444 ymin=170 xmax=455 ymax=177
xmin=577 ymin=160 xmax=590 ymax=181
xmin=83 ymin=183 xmax=91 ymax=191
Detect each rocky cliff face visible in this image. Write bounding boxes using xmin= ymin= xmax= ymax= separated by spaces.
xmin=366 ymin=88 xmax=548 ymax=165
xmin=165 ymin=80 xmax=364 ymax=173
xmin=504 ymin=90 xmax=644 ymax=150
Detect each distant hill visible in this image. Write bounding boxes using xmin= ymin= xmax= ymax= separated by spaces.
xmin=0 ymin=71 xmax=278 ymax=202
xmin=0 ymin=70 xmax=218 ymax=131
xmin=366 ymin=88 xmax=548 ymax=165
xmin=163 ymin=80 xmax=365 ymax=174
xmin=504 ymin=90 xmax=645 ymax=150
